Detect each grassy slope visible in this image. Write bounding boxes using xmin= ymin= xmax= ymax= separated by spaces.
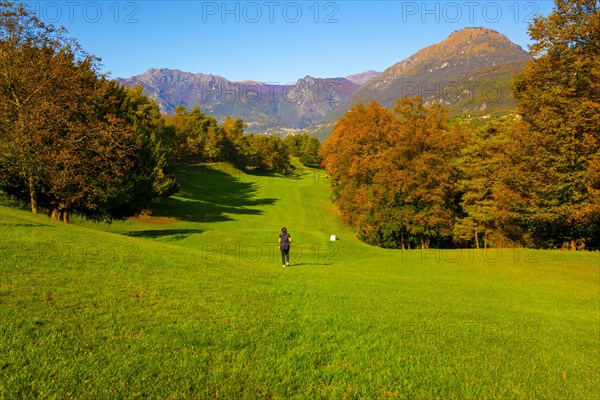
xmin=1 ymin=163 xmax=598 ymax=399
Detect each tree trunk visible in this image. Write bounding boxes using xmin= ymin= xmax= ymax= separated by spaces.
xmin=62 ymin=209 xmax=69 ymax=223
xmin=475 ymin=230 xmax=480 ymax=250
xmin=29 ymin=176 xmax=38 ymax=214
xmin=51 ymin=206 xmax=69 ymax=223
xmin=570 ymin=239 xmax=577 ymax=251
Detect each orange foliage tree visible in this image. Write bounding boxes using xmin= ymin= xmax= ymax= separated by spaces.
xmin=321 ymin=97 xmax=464 ymax=249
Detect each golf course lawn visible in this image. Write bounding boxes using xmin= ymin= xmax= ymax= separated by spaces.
xmin=1 ymin=163 xmax=598 ymax=399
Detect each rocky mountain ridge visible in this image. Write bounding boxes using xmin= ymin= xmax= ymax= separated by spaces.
xmin=117 ymin=69 xmax=359 ymax=130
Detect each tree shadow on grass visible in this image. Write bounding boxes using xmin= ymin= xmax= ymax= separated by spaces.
xmin=150 ymin=164 xmax=278 ymax=223
xmin=125 ymin=228 xmax=205 ymax=240
xmin=244 ymin=168 xmax=303 ymax=181
xmin=287 ymin=262 xmax=333 ymax=267
xmin=5 ymin=223 xmax=55 ymax=228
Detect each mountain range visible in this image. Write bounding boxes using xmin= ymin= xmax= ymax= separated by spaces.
xmin=116 ymin=27 xmax=532 ymax=136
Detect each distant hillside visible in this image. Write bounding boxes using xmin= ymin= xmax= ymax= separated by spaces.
xmin=325 ymin=27 xmax=532 ymax=121
xmin=116 ymin=70 xmax=358 ymax=132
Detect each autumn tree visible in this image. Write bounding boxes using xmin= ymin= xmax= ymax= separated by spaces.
xmin=161 ymin=106 xmax=219 ymax=160
xmin=185 ymin=107 xmax=220 ymax=160
xmin=283 ymin=134 xmax=303 ymax=157
xmin=242 ymin=134 xmax=290 ymax=173
xmin=298 ymin=136 xmax=322 ymax=167
xmin=511 ymin=0 xmax=600 ymax=249
xmin=160 ymin=106 xmax=291 ymax=173
xmin=219 ymin=116 xmax=246 ymax=165
xmin=283 ymin=133 xmax=323 ymax=167
xmin=105 ymin=84 xmax=179 ymax=207
xmin=321 ymin=97 xmax=463 ymax=249
xmin=454 ymin=116 xmax=518 ymax=248
xmin=320 ymin=101 xmax=393 ymax=238
xmin=387 ymin=97 xmax=464 ymax=248
xmin=0 ymin=1 xmax=85 ymax=214
xmin=0 ymin=2 xmax=178 ymax=222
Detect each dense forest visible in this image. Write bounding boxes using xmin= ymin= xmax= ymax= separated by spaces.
xmin=321 ymin=0 xmax=599 ymax=250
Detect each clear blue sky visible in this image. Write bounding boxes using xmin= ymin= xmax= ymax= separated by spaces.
xmin=23 ymin=1 xmax=555 ymax=83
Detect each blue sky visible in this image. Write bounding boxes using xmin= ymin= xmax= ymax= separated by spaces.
xmin=24 ymin=1 xmax=555 ymax=83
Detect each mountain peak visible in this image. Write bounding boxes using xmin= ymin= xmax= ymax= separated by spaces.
xmin=376 ymin=26 xmax=530 ymax=80
xmin=443 ymin=26 xmax=526 ymax=52
xmin=409 ymin=26 xmax=529 ymax=65
xmin=345 ymin=70 xmax=382 ymax=85
xmin=326 ymin=27 xmax=532 ymax=122
xmin=448 ymin=26 xmax=503 ymax=38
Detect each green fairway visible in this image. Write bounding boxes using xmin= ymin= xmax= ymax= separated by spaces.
xmin=1 ymin=163 xmax=598 ymax=399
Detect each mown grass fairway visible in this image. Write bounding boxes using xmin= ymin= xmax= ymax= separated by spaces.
xmin=1 ymin=163 xmax=598 ymax=399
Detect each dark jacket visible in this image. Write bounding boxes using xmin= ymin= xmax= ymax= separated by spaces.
xmin=279 ymin=232 xmax=291 ymax=250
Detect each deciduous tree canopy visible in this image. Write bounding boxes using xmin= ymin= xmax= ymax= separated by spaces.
xmin=321 ymin=98 xmax=464 ymax=249
xmin=322 ymin=0 xmax=599 ymax=250
xmin=510 ymin=0 xmax=600 ymax=249
xmin=0 ymin=1 xmax=177 ymax=222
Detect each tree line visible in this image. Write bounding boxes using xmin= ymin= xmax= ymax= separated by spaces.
xmin=161 ymin=106 xmax=321 ymax=172
xmin=0 ymin=1 xmax=321 ymax=223
xmin=321 ymin=0 xmax=599 ymax=250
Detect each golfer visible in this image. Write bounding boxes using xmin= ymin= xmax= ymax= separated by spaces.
xmin=279 ymin=227 xmax=292 ymax=267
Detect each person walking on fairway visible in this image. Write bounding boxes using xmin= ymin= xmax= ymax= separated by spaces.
xmin=279 ymin=227 xmax=292 ymax=267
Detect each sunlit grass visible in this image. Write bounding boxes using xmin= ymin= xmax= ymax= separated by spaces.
xmin=1 ymin=163 xmax=598 ymax=399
